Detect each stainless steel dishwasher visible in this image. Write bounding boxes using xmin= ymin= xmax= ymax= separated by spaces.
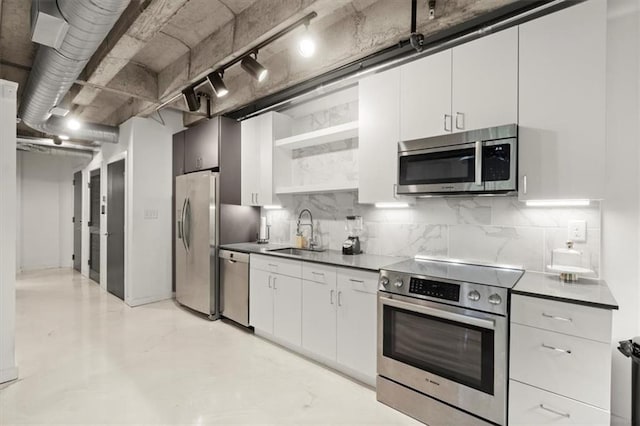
xmin=219 ymin=250 xmax=250 ymax=327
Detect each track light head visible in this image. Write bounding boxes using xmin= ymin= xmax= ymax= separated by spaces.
xmin=241 ymin=55 xmax=268 ymax=82
xmin=182 ymin=87 xmax=201 ymax=112
xmin=206 ymin=71 xmax=229 ymax=98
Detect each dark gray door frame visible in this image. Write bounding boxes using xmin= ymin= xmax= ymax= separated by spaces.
xmin=107 ymin=159 xmax=125 ymax=301
xmin=73 ymin=171 xmax=82 ymax=272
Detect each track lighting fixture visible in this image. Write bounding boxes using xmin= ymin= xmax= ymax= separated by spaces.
xmin=182 ymin=87 xmax=201 ymax=112
xmin=206 ymin=71 xmax=228 ymax=98
xmin=298 ymin=24 xmax=316 ymax=58
xmin=241 ymin=54 xmax=268 ymax=82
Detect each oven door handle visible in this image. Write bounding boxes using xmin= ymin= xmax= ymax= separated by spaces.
xmin=381 ymin=296 xmax=495 ymax=330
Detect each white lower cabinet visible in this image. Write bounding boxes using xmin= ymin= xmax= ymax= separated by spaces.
xmin=250 ymin=254 xmax=378 ymax=386
xmin=335 ymin=268 xmax=377 ymax=382
xmin=509 ymin=380 xmax=610 ymax=425
xmin=249 ymin=255 xmax=302 ymax=347
xmin=509 ymin=294 xmax=613 ymax=425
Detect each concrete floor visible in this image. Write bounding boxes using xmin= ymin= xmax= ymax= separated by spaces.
xmin=0 ymin=268 xmax=419 ymax=425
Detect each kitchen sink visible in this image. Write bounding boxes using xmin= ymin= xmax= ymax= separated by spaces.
xmin=267 ymin=247 xmax=325 ymax=256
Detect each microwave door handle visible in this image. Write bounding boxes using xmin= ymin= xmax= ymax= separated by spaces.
xmin=381 ymin=295 xmax=495 ymax=330
xmin=475 ymin=141 xmax=482 ymax=185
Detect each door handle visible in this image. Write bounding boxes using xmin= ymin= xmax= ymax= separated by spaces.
xmin=255 ymin=193 xmax=259 ymax=205
xmin=455 ymin=112 xmax=465 ymax=130
xmin=330 ymin=289 xmax=335 ymax=305
xmin=180 ymin=198 xmax=187 ymax=251
xmin=444 ymin=114 xmax=452 ymax=132
xmin=273 ymin=277 xmax=277 ymax=290
xmin=268 ymin=275 xmax=272 ymax=288
xmin=104 ymin=232 xmax=111 ymax=237
xmin=177 ymin=220 xmax=183 ymax=239
xmin=475 ymin=141 xmax=482 ymax=185
xmin=227 ymin=259 xmax=237 ymax=264
xmin=337 ymin=291 xmax=342 ymax=307
xmin=523 ymin=175 xmax=527 ymax=195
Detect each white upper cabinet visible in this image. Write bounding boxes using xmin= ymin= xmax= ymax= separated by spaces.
xmin=358 ymin=67 xmax=403 ymax=204
xmin=400 ymin=50 xmax=452 ymax=141
xmin=451 ymin=26 xmax=518 ymax=132
xmin=518 ymin=1 xmax=606 ymax=201
xmin=241 ymin=112 xmax=288 ymax=206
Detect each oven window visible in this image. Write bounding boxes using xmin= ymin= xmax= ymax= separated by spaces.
xmin=383 ymin=305 xmax=495 ymax=395
xmin=399 ymin=148 xmax=476 ymax=186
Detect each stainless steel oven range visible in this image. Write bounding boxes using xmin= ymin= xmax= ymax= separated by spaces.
xmin=377 ymin=258 xmax=523 ymax=426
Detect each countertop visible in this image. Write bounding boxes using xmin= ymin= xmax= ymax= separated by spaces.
xmin=512 ymin=271 xmax=618 ymax=310
xmin=219 ymin=242 xmax=406 ymax=272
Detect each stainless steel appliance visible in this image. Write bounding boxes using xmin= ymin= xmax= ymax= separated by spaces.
xmin=219 ymin=249 xmax=250 ymax=327
xmin=377 ymin=257 xmax=524 ymax=426
xmin=175 ymin=170 xmax=219 ymax=318
xmin=397 ymin=124 xmax=517 ymax=195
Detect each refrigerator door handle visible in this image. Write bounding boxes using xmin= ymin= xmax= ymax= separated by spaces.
xmin=184 ymin=197 xmax=191 ymax=252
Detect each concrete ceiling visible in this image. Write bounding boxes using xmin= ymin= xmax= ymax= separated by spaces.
xmin=0 ymin=0 xmax=514 ymax=136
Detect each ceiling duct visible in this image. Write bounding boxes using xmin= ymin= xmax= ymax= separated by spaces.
xmin=19 ymin=0 xmax=130 ymax=144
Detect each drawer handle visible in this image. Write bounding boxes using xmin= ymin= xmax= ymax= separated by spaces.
xmin=538 ymin=404 xmax=570 ymax=418
xmin=542 ymin=312 xmax=573 ymax=322
xmin=268 ymin=263 xmax=278 ymax=268
xmin=541 ymin=343 xmax=572 ymax=354
xmin=312 ymin=271 xmax=325 ymax=277
xmin=349 ymin=279 xmax=364 ymax=283
xmin=338 ymin=291 xmax=342 ymax=307
xmin=268 ymin=276 xmax=272 ymax=289
xmin=330 ymin=289 xmax=335 ymax=305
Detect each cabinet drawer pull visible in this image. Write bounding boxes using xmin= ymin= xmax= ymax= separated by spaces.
xmin=455 ymin=112 xmax=465 ymax=130
xmin=444 ymin=114 xmax=452 ymax=132
xmin=538 ymin=404 xmax=570 ymax=418
xmin=337 ymin=291 xmax=342 ymax=306
xmin=541 ymin=343 xmax=572 ymax=354
xmin=349 ymin=279 xmax=364 ymax=283
xmin=542 ymin=312 xmax=573 ymax=322
xmin=312 ymin=271 xmax=325 ymax=277
xmin=330 ymin=289 xmax=334 ymax=305
xmin=268 ymin=263 xmax=278 ymax=268
xmin=268 ymin=276 xmax=272 ymax=289
xmin=273 ymin=277 xmax=277 ymax=290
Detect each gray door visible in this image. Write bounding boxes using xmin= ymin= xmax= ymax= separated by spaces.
xmin=73 ymin=171 xmax=82 ymax=271
xmin=88 ymin=169 xmax=101 ymax=283
xmin=107 ymin=159 xmax=125 ymax=300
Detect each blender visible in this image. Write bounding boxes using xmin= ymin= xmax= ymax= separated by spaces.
xmin=342 ymin=215 xmax=363 ymax=255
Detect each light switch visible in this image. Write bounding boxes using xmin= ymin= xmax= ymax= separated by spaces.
xmin=568 ymin=220 xmax=586 ymax=242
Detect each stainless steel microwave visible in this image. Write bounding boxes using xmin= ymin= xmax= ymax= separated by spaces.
xmin=397 ymin=124 xmax=517 ymax=195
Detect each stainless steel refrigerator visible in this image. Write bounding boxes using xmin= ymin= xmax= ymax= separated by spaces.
xmin=175 ymin=170 xmax=258 ymax=319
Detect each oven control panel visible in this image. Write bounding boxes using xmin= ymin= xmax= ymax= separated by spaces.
xmin=409 ymin=277 xmax=460 ymax=302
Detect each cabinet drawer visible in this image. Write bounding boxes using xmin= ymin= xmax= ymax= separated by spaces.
xmin=509 ymin=380 xmax=609 ymax=425
xmin=336 ymin=267 xmax=378 ymax=295
xmin=511 ymin=294 xmax=611 ymax=343
xmin=303 ymin=262 xmax=336 ymax=285
xmin=510 ymin=323 xmax=611 ymax=409
xmin=250 ymin=254 xmax=301 ymax=278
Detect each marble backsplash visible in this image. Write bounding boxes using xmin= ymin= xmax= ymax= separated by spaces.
xmin=263 ymin=193 xmax=601 ymax=276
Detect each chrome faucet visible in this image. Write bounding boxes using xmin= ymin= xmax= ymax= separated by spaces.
xmin=297 ymin=209 xmax=317 ymax=250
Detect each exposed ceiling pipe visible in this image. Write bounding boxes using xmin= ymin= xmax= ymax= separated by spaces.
xmin=18 ymin=0 xmax=130 ymax=144
xmin=17 ymin=136 xmax=100 ymax=152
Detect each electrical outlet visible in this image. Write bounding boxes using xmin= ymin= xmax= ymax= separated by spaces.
xmin=568 ymin=220 xmax=586 ymax=242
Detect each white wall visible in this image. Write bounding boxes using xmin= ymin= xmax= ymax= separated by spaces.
xmin=0 ymin=79 xmax=18 ymax=384
xmin=602 ymin=0 xmax=640 ymax=420
xmin=81 ymin=110 xmax=183 ymax=307
xmin=16 ymin=151 xmax=90 ymax=272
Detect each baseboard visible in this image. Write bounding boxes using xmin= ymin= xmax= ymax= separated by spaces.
xmin=0 ymin=366 xmax=18 ymax=384
xmin=126 ymin=292 xmax=172 ymax=307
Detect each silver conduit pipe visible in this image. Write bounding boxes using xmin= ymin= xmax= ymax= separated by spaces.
xmin=18 ymin=0 xmax=130 ymax=144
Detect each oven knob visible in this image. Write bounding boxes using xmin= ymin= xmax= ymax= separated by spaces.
xmin=467 ymin=290 xmax=481 ymax=301
xmin=488 ymin=294 xmax=502 ymax=305
xmin=380 ymin=276 xmax=390 ymax=287
xmin=394 ymin=279 xmax=404 ymax=289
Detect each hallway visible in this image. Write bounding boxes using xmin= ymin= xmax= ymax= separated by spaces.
xmin=0 ymin=269 xmax=416 ymax=425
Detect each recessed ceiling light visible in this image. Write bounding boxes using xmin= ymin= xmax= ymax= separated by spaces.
xmin=67 ymin=118 xmax=81 ymax=130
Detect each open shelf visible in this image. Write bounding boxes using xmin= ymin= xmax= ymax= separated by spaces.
xmin=275 ymin=181 xmax=358 ymax=195
xmin=274 ymin=121 xmax=358 ymax=150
